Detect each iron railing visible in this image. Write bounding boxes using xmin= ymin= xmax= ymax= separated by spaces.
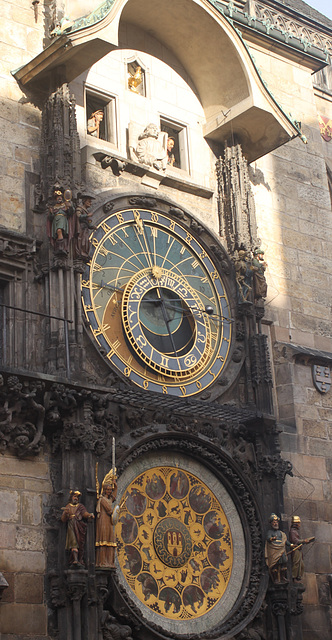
xmin=0 ymin=303 xmax=73 ymax=379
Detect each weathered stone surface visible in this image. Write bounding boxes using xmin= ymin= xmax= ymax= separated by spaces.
xmin=0 ymin=524 xmax=17 ymax=549
xmin=0 ymin=458 xmax=49 ymax=479
xmin=21 ymin=493 xmax=42 ymax=526
xmin=15 ymin=526 xmax=44 ymax=551
xmin=302 ymin=605 xmax=332 ymax=640
xmin=303 ymin=542 xmax=331 ymax=574
xmin=1 ymin=571 xmax=14 ymax=603
xmin=287 ymin=453 xmax=327 ymax=480
xmin=303 ymin=573 xmax=319 ymax=606
xmin=15 ymin=573 xmax=43 ymax=604
xmin=0 ymin=603 xmax=47 ymax=635
xmin=0 ymin=550 xmax=45 ymax=574
xmin=0 ymin=490 xmax=20 ymax=523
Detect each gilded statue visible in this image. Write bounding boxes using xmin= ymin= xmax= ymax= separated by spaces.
xmin=128 ymin=65 xmax=143 ymax=93
xmin=95 ymin=461 xmax=119 ymax=568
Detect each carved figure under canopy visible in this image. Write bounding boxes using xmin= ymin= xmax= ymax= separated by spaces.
xmin=47 ymin=186 xmax=74 ymax=254
xmin=95 ymin=465 xmax=118 ymax=568
xmin=61 ymin=490 xmax=94 ymax=566
xmin=289 ymin=515 xmax=315 ymax=582
xmin=234 ymin=249 xmax=253 ymax=302
xmin=252 ymin=248 xmax=268 ymax=300
xmin=74 ymin=193 xmax=96 ymax=260
xmin=265 ymin=513 xmax=290 ymax=583
xmin=132 ymin=123 xmax=167 ymax=171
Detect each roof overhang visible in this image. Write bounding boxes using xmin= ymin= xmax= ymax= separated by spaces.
xmin=13 ymin=0 xmax=302 ymax=162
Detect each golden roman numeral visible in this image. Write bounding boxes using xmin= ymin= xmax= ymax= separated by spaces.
xmin=101 ymin=222 xmax=112 ymax=233
xmin=93 ymin=324 xmax=110 ymax=337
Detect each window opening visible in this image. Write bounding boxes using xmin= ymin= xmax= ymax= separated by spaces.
xmin=86 ymin=90 xmax=116 ymax=144
xmin=160 ymin=118 xmax=188 ymax=171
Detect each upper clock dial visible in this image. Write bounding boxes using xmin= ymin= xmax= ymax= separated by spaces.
xmin=82 ymin=208 xmax=232 ymax=396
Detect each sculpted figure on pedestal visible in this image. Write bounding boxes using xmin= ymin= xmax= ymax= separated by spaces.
xmin=74 ymin=193 xmax=96 ymax=260
xmin=252 ymin=248 xmax=268 ymax=301
xmin=95 ymin=464 xmax=119 ymax=568
xmin=234 ymin=249 xmax=253 ymax=303
xmin=289 ymin=515 xmax=315 ymax=582
xmin=265 ymin=513 xmax=290 ymax=583
xmin=47 ymin=186 xmax=74 ymax=254
xmin=61 ymin=490 xmax=94 ymax=566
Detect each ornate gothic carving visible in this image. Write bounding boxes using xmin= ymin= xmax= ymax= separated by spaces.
xmin=40 ymin=83 xmax=81 ymax=202
xmin=216 ymin=144 xmax=258 ymax=254
xmin=0 ymin=375 xmax=45 ymax=457
xmin=250 ymin=334 xmax=273 ymax=414
xmin=246 ymin=0 xmax=332 ymax=58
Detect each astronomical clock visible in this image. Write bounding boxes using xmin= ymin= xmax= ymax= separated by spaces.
xmin=82 ymin=200 xmax=233 ymax=397
xmin=78 ymin=195 xmax=265 ymax=640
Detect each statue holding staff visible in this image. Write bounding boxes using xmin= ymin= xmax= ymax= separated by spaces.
xmin=289 ymin=516 xmax=315 ymax=582
xmin=95 ymin=438 xmax=119 ymax=568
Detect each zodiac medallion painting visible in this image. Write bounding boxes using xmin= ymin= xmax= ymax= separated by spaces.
xmin=116 ymin=466 xmax=233 ymax=621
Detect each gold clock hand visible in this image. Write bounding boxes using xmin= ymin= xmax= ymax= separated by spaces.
xmin=93 ymin=281 xmax=124 ymax=293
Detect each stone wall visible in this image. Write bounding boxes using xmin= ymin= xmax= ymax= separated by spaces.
xmin=0 ymin=0 xmax=44 ymax=233
xmin=246 ymin=41 xmax=332 ymax=639
xmin=0 ymin=453 xmax=53 ymax=638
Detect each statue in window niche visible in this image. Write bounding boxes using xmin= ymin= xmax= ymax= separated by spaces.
xmin=265 ymin=513 xmax=291 ymax=583
xmin=47 ymin=186 xmax=74 ymax=254
xmin=166 ymin=137 xmax=176 ymax=166
xmin=74 ymin=193 xmax=96 ymax=260
xmin=134 ymin=123 xmax=167 ymax=171
xmin=61 ymin=490 xmax=95 ymax=566
xmin=87 ymin=110 xmax=104 ymax=138
xmin=252 ymin=247 xmax=268 ymax=300
xmin=128 ymin=65 xmax=143 ymax=93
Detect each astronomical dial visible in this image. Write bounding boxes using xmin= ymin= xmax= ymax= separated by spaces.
xmin=82 ymin=208 xmax=232 ymax=396
xmin=116 ymin=466 xmax=233 ymax=621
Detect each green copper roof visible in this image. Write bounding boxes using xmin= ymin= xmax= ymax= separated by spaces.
xmin=53 ymin=0 xmax=116 ymax=36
